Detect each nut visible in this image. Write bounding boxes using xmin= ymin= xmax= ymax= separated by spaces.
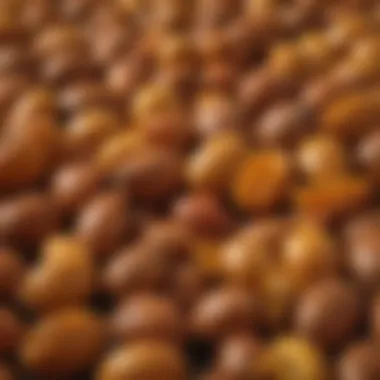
xmin=97 ymin=341 xmax=187 ymax=380
xmin=20 ymin=235 xmax=95 ymax=312
xmin=21 ymin=308 xmax=104 ymax=376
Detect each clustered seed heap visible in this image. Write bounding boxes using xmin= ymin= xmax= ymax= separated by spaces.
xmin=0 ymin=0 xmax=380 ymax=379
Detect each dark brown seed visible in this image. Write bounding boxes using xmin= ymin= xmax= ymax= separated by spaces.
xmin=295 ymin=279 xmax=362 ymax=350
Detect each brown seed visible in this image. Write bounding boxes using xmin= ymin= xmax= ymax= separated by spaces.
xmin=268 ymin=42 xmax=307 ymax=80
xmin=109 ymin=294 xmax=182 ymax=343
xmin=255 ymin=102 xmax=312 ymax=147
xmin=7 ymin=87 xmax=56 ymax=121
xmin=0 ymin=193 xmax=59 ymax=248
xmin=194 ymin=93 xmax=239 ymax=138
xmin=298 ymin=32 xmax=338 ymax=74
xmin=220 ymin=220 xmax=287 ymax=287
xmin=0 ymin=116 xmax=60 ymax=191
xmin=20 ymin=235 xmax=95 ymax=312
xmin=106 ymin=55 xmax=147 ymax=98
xmin=95 ymin=130 xmax=145 ymax=175
xmin=337 ymin=342 xmax=380 ymax=380
xmin=346 ymin=218 xmax=380 ymax=286
xmin=239 ymin=68 xmax=295 ymax=118
xmin=141 ymin=220 xmax=193 ymax=261
xmin=112 ymin=149 xmax=183 ymax=201
xmin=51 ymin=161 xmax=101 ymax=215
xmin=106 ymin=56 xmax=142 ymax=95
xmin=156 ymin=61 xmax=198 ymax=101
xmin=186 ymin=131 xmax=248 ymax=192
xmin=262 ymin=336 xmax=328 ymax=380
xmin=97 ymin=341 xmax=187 ymax=380
xmin=295 ymin=176 xmax=371 ymax=221
xmin=261 ymin=269 xmax=296 ymax=329
xmin=193 ymin=239 xmax=222 ymax=280
xmin=232 ymin=150 xmax=292 ymax=212
xmin=172 ymin=193 xmax=233 ymax=237
xmin=140 ymin=110 xmax=194 ymax=150
xmin=295 ymin=279 xmax=361 ymax=350
xmin=76 ymin=191 xmax=131 ymax=258
xmin=64 ymin=108 xmax=120 ymax=158
xmin=191 ymin=287 xmax=264 ymax=340
xmin=21 ymin=308 xmax=104 ymax=376
xmin=282 ymin=220 xmax=337 ymax=288
xmin=302 ymin=62 xmax=365 ymax=111
xmin=215 ymin=335 xmax=263 ymax=379
xmin=297 ymin=134 xmax=347 ymax=181
xmin=0 ymin=248 xmax=25 ymax=299
xmin=132 ymin=83 xmax=178 ymax=123
xmin=102 ymin=244 xmax=170 ymax=297
xmin=321 ymin=90 xmax=380 ymax=137
xmin=7 ymin=111 xmax=60 ymax=150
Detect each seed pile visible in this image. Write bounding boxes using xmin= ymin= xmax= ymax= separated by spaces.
xmin=0 ymin=1 xmax=380 ymax=379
